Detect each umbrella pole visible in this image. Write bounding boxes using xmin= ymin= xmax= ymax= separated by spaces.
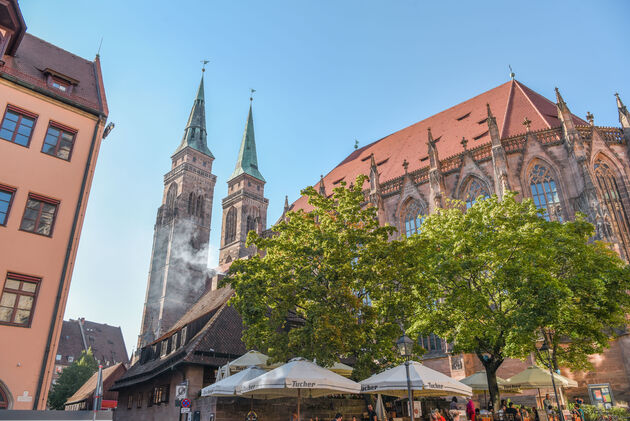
xmin=297 ymin=389 xmax=301 ymax=421
xmin=484 ymin=391 xmax=487 ymax=409
xmin=538 ymin=388 xmax=541 ymax=409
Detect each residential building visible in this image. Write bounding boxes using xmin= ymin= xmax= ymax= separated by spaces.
xmin=64 ymin=363 xmax=126 ymax=411
xmin=0 ymin=0 xmax=109 ymax=410
xmin=52 ymin=318 xmax=129 ymax=386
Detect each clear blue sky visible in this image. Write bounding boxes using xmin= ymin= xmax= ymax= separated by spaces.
xmin=19 ymin=0 xmax=629 ymax=356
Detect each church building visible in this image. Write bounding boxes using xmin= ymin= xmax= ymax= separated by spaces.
xmin=291 ymin=78 xmax=630 ymax=404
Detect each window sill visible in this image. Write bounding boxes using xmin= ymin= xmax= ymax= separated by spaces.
xmin=41 ymin=150 xmax=72 ymax=162
xmin=0 ymin=320 xmax=32 ymax=328
xmin=18 ymin=228 xmax=54 ymax=238
xmin=1 ymin=137 xmax=31 ymax=149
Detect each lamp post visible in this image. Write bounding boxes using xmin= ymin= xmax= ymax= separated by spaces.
xmin=539 ymin=340 xmax=564 ymax=421
xmin=397 ymin=334 xmax=415 ymax=421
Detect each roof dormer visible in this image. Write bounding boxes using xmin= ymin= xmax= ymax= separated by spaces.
xmin=0 ymin=0 xmax=27 ymax=59
xmin=43 ymin=68 xmax=79 ymax=94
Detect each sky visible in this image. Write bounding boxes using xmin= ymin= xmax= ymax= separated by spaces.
xmin=18 ymin=0 xmax=630 ymax=357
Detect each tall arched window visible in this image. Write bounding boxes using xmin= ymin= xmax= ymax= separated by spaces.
xmin=166 ymin=183 xmax=177 ymax=211
xmin=225 ymin=207 xmax=237 ymax=244
xmin=529 ymin=163 xmax=563 ymax=221
xmin=594 ymin=159 xmax=630 ymax=255
xmin=188 ymin=192 xmax=193 ymax=214
xmin=246 ymin=208 xmax=260 ymax=234
xmin=403 ymin=200 xmax=425 ymax=237
xmin=462 ymin=177 xmax=490 ymax=209
xmin=196 ymin=195 xmax=204 ymax=217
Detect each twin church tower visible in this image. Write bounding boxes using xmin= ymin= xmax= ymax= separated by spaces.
xmin=137 ymin=71 xmax=268 ymax=349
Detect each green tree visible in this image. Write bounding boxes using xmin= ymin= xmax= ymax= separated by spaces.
xmin=405 ymin=193 xmax=630 ymax=409
xmin=223 ymin=176 xmax=415 ymax=379
xmin=48 ymin=349 xmax=98 ymax=410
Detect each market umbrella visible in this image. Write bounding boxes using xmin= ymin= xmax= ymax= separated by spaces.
xmin=238 ymin=357 xmax=361 ymax=420
xmin=217 ymin=350 xmax=280 ymax=380
xmin=360 ymin=361 xmax=472 ymax=398
xmin=459 ymin=371 xmax=516 ymax=408
xmin=201 ymin=366 xmax=267 ymax=397
xmin=506 ymin=365 xmax=576 ymax=408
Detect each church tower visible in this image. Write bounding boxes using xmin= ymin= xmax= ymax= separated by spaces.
xmin=218 ymin=96 xmax=268 ymax=266
xmin=137 ymin=72 xmax=217 ymax=349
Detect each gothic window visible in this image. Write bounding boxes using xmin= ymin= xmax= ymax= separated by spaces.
xmin=188 ymin=192 xmax=193 ymax=214
xmin=462 ymin=177 xmax=490 ymax=209
xmin=594 ymin=159 xmax=630 ymax=254
xmin=166 ymin=183 xmax=177 ymax=211
xmin=403 ymin=200 xmax=425 ymax=237
xmin=419 ymin=333 xmax=444 ymax=353
xmin=246 ymin=208 xmax=260 ymax=234
xmin=528 ymin=163 xmax=563 ymax=221
xmin=225 ymin=207 xmax=237 ymax=244
xmin=196 ymin=195 xmax=204 ymax=217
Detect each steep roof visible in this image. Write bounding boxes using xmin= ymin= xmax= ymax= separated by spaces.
xmin=229 ymin=102 xmax=265 ymax=182
xmin=56 ymin=319 xmax=129 ymax=366
xmin=174 ymin=74 xmax=214 ymax=157
xmin=112 ymin=287 xmax=246 ymax=390
xmin=65 ymin=363 xmax=126 ymax=405
xmin=292 ymin=79 xmax=587 ymax=212
xmin=1 ymin=33 xmax=107 ymax=116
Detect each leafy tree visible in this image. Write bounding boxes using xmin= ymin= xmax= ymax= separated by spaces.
xmin=48 ymin=349 xmax=99 ymax=410
xmin=405 ymin=193 xmax=629 ymax=409
xmin=223 ymin=176 xmax=415 ymax=379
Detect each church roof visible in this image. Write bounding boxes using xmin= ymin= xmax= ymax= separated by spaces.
xmin=292 ymin=79 xmax=588 ymax=212
xmin=229 ymin=102 xmax=265 ymax=182
xmin=65 ymin=363 xmax=126 ymax=406
xmin=174 ymin=74 xmax=214 ymax=157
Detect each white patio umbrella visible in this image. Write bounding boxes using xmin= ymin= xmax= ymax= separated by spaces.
xmin=238 ymin=357 xmax=361 ymax=420
xmin=360 ymin=361 xmax=472 ymax=398
xmin=459 ymin=371 xmax=516 ymax=408
xmin=201 ymin=366 xmax=267 ymax=397
xmin=506 ymin=365 xmax=577 ymax=408
xmin=217 ymin=350 xmax=280 ymax=379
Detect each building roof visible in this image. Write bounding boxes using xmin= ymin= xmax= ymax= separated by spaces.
xmin=65 ymin=363 xmax=126 ymax=405
xmin=1 ymin=33 xmax=108 ymax=116
xmin=174 ymin=74 xmax=214 ymax=158
xmin=112 ymin=287 xmax=246 ymax=390
xmin=229 ymin=101 xmax=265 ymax=182
xmin=57 ymin=319 xmax=129 ymax=366
xmin=291 ymin=79 xmax=588 ymax=212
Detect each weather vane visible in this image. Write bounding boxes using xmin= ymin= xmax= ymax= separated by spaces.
xmin=509 ymin=65 xmax=515 ymax=80
xmin=250 ymin=88 xmax=256 ymax=102
xmin=201 ymin=60 xmax=210 ymax=72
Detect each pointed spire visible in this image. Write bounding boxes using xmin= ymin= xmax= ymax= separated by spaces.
xmin=616 ymin=93 xmax=630 ymax=129
xmin=229 ymin=99 xmax=265 ymax=182
xmin=427 ymin=128 xmax=440 ymax=171
xmin=486 ymin=103 xmax=502 ymax=148
xmin=555 ymin=87 xmax=568 ymax=112
xmin=174 ymin=73 xmax=213 ymax=157
xmin=319 ymin=175 xmax=326 ymax=196
xmin=284 ymin=195 xmax=289 ymax=213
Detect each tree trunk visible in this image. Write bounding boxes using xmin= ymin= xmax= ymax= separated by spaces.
xmin=477 ymin=352 xmax=504 ymax=411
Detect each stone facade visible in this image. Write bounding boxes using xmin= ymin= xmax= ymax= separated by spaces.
xmin=137 ymin=76 xmax=217 ymax=349
xmin=292 ymin=79 xmax=630 ymax=406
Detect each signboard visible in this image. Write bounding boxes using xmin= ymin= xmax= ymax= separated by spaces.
xmin=181 ymin=407 xmax=191 ymax=414
xmin=413 ymin=401 xmax=422 ymax=418
xmin=181 ymin=398 xmax=191 ymax=408
xmin=176 ymin=382 xmax=188 ymax=400
xmin=588 ymin=383 xmax=615 ymax=408
xmin=246 ymin=410 xmax=258 ymax=421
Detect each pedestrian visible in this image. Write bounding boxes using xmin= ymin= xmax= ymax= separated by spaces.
xmin=367 ymin=404 xmax=377 ymax=421
xmin=290 ymin=412 xmax=298 ymax=421
xmin=451 ymin=397 xmax=459 ymax=410
xmin=333 ymin=413 xmax=342 ymax=421
xmin=542 ymin=395 xmax=552 ymax=411
xmin=466 ymin=399 xmax=476 ymax=421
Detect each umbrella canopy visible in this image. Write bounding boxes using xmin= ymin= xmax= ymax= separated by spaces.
xmin=459 ymin=371 xmax=512 ymax=392
xmin=238 ymin=357 xmax=361 ymax=398
xmin=554 ymin=373 xmax=578 ymax=388
xmin=506 ymin=366 xmax=573 ymax=389
xmin=360 ymin=361 xmax=472 ymax=397
xmin=201 ymin=366 xmax=267 ymax=397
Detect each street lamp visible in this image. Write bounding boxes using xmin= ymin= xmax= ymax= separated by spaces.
xmin=397 ymin=334 xmax=415 ymax=421
xmin=539 ymin=340 xmax=564 ymax=421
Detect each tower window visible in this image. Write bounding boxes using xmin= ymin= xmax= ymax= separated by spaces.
xmin=225 ymin=207 xmax=237 ymax=244
xmin=529 ymin=163 xmax=562 ymax=221
xmin=0 ymin=106 xmax=37 ymax=147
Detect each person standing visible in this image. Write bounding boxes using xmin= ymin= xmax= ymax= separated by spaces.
xmin=467 ymin=399 xmax=476 ymax=421
xmin=451 ymin=397 xmax=459 ymax=410
xmin=367 ymin=404 xmax=377 ymax=421
xmin=543 ymin=394 xmax=552 ymax=411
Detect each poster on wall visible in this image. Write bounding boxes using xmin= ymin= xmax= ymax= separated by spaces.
xmin=588 ymin=383 xmax=615 ymax=409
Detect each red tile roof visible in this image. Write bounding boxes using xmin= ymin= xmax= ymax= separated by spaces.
xmin=1 ymin=33 xmax=107 ymax=115
xmin=56 ymin=319 xmax=129 ymax=367
xmin=65 ymin=363 xmax=126 ymax=406
xmin=292 ymin=80 xmax=587 ymax=212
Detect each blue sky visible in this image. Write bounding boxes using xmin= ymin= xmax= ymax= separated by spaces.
xmin=19 ymin=0 xmax=629 ymax=356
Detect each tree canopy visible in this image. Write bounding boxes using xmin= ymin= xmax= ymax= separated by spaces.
xmin=224 ymin=176 xmax=415 ymax=379
xmin=405 ymin=192 xmax=630 ymax=407
xmin=48 ymin=349 xmax=99 ymax=410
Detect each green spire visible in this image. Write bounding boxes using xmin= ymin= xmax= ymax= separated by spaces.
xmin=174 ymin=74 xmax=214 ymax=157
xmin=229 ymin=101 xmax=265 ymax=182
